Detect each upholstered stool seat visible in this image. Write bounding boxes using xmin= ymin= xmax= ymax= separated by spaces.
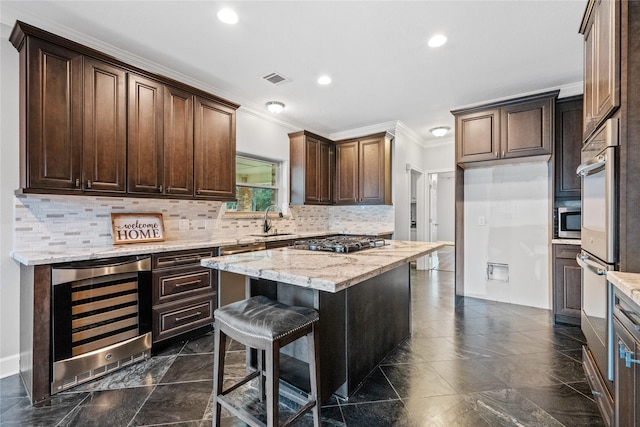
xmin=213 ymin=295 xmax=320 ymax=427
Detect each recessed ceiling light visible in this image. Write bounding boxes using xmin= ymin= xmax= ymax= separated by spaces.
xmin=317 ymin=75 xmax=332 ymax=85
xmin=429 ymin=126 xmax=450 ymax=137
xmin=266 ymin=101 xmax=285 ymax=114
xmin=427 ymin=34 xmax=447 ymax=48
xmin=217 ymin=8 xmax=238 ymax=24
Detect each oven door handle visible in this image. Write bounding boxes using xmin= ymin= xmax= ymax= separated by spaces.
xmin=576 ymin=154 xmax=607 ymax=177
xmin=576 ymin=254 xmax=607 ymax=275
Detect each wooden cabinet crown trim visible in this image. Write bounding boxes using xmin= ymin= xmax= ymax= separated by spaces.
xmin=450 ymin=89 xmax=560 ymax=116
xmin=288 ymin=130 xmax=334 ymax=144
xmin=9 ymin=20 xmax=240 ymax=110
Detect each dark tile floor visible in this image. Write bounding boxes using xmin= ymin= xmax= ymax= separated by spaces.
xmin=0 ymin=247 xmax=604 ymax=426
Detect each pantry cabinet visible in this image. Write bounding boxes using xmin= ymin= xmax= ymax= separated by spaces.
xmin=452 ymin=91 xmax=557 ymax=166
xmin=289 ymin=130 xmax=334 ymax=205
xmin=554 ymin=96 xmax=583 ymax=200
xmin=10 ymin=20 xmax=238 ymax=201
xmin=335 ymin=132 xmax=392 ymax=205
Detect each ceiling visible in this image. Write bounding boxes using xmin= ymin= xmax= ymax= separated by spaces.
xmin=1 ymin=1 xmax=587 ymax=145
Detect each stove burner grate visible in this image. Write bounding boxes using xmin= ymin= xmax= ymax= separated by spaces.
xmin=292 ymin=236 xmax=386 ymax=253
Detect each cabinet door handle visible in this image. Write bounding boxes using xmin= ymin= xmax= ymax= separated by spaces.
xmin=175 ymin=311 xmax=202 ymax=322
xmin=159 ymin=185 xmax=163 ymax=193
xmin=175 ymin=280 xmax=202 ymax=288
xmin=502 ymin=151 xmax=505 ymax=157
xmin=495 ymin=152 xmax=498 ymax=158
xmin=75 ymin=179 xmax=80 ymax=188
xmin=86 ymin=180 xmax=92 ymax=189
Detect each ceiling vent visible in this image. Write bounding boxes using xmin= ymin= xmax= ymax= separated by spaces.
xmin=262 ymin=72 xmax=291 ymax=86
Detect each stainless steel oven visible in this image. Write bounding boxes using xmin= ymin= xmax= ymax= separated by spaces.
xmin=577 ymin=118 xmax=618 ymax=264
xmin=577 ymin=117 xmax=619 ymax=396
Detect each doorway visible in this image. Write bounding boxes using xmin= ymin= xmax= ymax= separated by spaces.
xmin=407 ymin=167 xmax=428 ymax=269
xmin=427 ymin=170 xmax=455 ymax=269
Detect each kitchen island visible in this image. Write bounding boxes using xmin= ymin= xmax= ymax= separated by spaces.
xmin=201 ymin=240 xmax=443 ymax=402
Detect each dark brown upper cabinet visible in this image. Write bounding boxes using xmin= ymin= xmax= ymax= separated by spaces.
xmin=452 ymin=90 xmax=558 ymax=167
xmin=128 ymin=73 xmax=164 ymax=195
xmin=163 ymin=85 xmax=194 ymax=196
xmin=580 ymin=0 xmax=620 ymax=142
xmin=10 ymin=20 xmax=239 ymax=201
xmin=21 ymin=37 xmax=127 ymax=193
xmin=194 ymin=96 xmax=236 ymax=201
xmin=554 ymin=96 xmax=583 ymax=201
xmin=335 ymin=132 xmax=392 ymax=205
xmin=289 ymin=130 xmax=334 ymax=205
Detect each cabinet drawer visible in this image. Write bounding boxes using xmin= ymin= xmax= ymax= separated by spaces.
xmin=153 ymin=266 xmax=213 ymax=304
xmin=153 ymin=294 xmax=215 ymax=343
xmin=152 ymin=248 xmax=215 ymax=269
xmin=554 ymin=244 xmax=580 ymax=259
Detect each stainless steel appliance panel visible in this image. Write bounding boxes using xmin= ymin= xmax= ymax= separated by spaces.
xmin=578 ymin=118 xmax=618 ymax=264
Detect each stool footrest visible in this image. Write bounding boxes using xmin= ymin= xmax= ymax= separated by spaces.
xmin=221 ymin=369 xmax=260 ymax=396
xmin=282 ymin=400 xmax=317 ymax=427
xmin=217 ymin=394 xmax=265 ymax=427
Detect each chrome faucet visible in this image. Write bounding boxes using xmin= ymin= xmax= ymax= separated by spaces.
xmin=263 ymin=204 xmax=283 ymax=233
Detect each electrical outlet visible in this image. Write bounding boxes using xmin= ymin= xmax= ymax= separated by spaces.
xmin=478 ymin=216 xmax=486 ymax=226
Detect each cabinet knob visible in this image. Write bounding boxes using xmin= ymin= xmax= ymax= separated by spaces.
xmin=159 ymin=185 xmax=163 ymax=193
xmin=86 ymin=180 xmax=92 ymax=189
xmin=75 ymin=179 xmax=80 ymax=188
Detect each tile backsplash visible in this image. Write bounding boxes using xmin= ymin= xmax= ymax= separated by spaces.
xmin=13 ymin=194 xmax=394 ymax=252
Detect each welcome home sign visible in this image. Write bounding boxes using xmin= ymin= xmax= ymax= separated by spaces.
xmin=111 ymin=213 xmax=166 ymax=244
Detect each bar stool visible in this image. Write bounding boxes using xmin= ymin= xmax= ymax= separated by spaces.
xmin=213 ymin=295 xmax=321 ymax=427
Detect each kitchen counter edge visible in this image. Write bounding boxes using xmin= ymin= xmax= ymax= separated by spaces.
xmin=607 ymin=271 xmax=640 ymax=307
xmin=11 ymin=230 xmax=395 ymax=266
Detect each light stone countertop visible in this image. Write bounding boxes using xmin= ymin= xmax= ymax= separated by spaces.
xmin=10 ymin=230 xmax=394 ymax=266
xmin=551 ymin=238 xmax=581 ymax=245
xmin=607 ymin=271 xmax=640 ymax=307
xmin=201 ymin=240 xmax=443 ymax=293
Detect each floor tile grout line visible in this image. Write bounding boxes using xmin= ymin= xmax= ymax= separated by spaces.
xmin=126 ymin=383 xmax=158 ymax=427
xmin=53 ymin=391 xmax=92 ymax=427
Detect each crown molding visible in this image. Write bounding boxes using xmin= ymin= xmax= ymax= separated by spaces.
xmin=329 ymin=121 xmax=398 ymax=141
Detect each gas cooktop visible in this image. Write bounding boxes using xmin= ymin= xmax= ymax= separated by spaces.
xmin=292 ymin=235 xmax=386 ymax=253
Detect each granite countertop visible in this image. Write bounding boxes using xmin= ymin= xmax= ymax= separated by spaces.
xmin=607 ymin=271 xmax=640 ymax=306
xmin=201 ymin=240 xmax=443 ymax=293
xmin=10 ymin=230 xmax=394 ymax=266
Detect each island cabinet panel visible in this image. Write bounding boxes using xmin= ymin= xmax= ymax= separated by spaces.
xmin=24 ymin=37 xmax=84 ymax=191
xmin=582 ymin=0 xmax=620 ymax=141
xmin=127 ymin=73 xmax=164 ymax=195
xmin=289 ymin=130 xmax=334 ymax=205
xmin=11 ymin=21 xmax=239 ymax=200
xmin=452 ymin=90 xmax=557 ymax=167
xmin=151 ymin=248 xmax=217 ymax=345
xmin=164 ymin=85 xmax=194 ymax=196
xmin=253 ymin=264 xmax=410 ymax=404
xmin=335 ymin=132 xmax=392 ymax=205
xmin=194 ymin=96 xmax=236 ymax=200
xmin=612 ymin=287 xmax=640 ymax=427
xmin=552 ymin=244 xmax=581 ymax=325
xmin=554 ymin=96 xmax=583 ymax=200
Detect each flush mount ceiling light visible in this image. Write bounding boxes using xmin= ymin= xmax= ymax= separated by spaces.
xmin=266 ymin=101 xmax=285 ymax=114
xmin=317 ymin=75 xmax=332 ymax=85
xmin=429 ymin=126 xmax=450 ymax=137
xmin=217 ymin=8 xmax=238 ymax=24
xmin=427 ymin=34 xmax=447 ymax=48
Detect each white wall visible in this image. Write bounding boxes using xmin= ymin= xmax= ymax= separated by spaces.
xmin=463 ymin=162 xmax=551 ymax=308
xmin=1 ymin=22 xmax=22 ymax=378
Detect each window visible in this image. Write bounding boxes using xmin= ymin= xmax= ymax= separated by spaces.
xmin=225 ymin=155 xmax=280 ymax=212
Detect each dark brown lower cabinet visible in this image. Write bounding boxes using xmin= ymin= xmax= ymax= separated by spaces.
xmin=552 ymin=244 xmax=582 ymax=325
xmin=151 ymin=248 xmax=217 ymax=345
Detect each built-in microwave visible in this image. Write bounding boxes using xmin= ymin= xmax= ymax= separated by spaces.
xmin=557 ymin=207 xmax=581 ymax=238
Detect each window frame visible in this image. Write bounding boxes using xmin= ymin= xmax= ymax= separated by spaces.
xmin=225 ymin=153 xmax=283 ymax=214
